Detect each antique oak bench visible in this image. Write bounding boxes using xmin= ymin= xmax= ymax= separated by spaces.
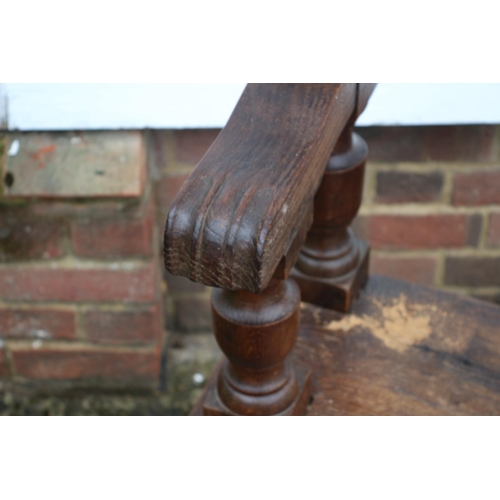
xmin=164 ymin=84 xmax=500 ymax=416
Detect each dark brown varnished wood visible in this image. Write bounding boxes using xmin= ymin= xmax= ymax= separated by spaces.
xmin=203 ymin=279 xmax=310 ymax=416
xmin=272 ymin=204 xmax=313 ymax=281
xmin=291 ymin=127 xmax=369 ymax=312
xmin=194 ymin=275 xmax=500 ymax=416
xmin=291 ymin=85 xmax=376 ymax=312
xmin=301 ymin=276 xmax=500 ymax=415
xmin=164 ymin=83 xmax=357 ymax=293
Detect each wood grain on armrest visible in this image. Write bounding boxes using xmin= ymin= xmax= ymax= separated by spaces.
xmin=164 ymin=83 xmax=371 ymax=293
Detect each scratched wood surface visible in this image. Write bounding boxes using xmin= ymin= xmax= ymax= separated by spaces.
xmin=192 ymin=275 xmax=500 ymax=415
xmin=164 ymin=83 xmax=359 ymax=293
xmin=3 ymin=131 xmax=145 ymax=198
xmin=297 ymin=275 xmax=500 ymax=416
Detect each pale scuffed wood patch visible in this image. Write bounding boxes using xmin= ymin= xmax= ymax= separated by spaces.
xmin=327 ymin=294 xmax=435 ymax=353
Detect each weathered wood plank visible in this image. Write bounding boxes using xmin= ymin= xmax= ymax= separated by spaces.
xmin=296 ymin=275 xmax=500 ymax=416
xmin=164 ymin=83 xmax=358 ymax=292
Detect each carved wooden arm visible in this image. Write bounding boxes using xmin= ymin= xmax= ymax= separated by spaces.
xmin=164 ymin=83 xmax=375 ymax=293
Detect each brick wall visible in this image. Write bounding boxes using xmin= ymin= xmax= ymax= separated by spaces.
xmin=0 ymin=132 xmax=164 ymax=387
xmin=1 ymin=124 xmax=499 ymax=389
xmin=355 ymin=125 xmax=500 ymax=305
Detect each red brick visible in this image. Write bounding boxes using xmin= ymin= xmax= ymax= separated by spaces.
xmin=11 ymin=347 xmax=160 ymax=380
xmin=174 ymin=129 xmax=221 ymax=164
xmin=423 ymin=125 xmax=494 ymax=162
xmin=0 ymin=308 xmax=76 ymax=340
xmin=466 ymin=214 xmax=483 ymax=247
xmin=72 ymin=202 xmax=154 ymax=259
xmin=0 ymin=207 xmax=65 ymax=262
xmin=356 ymin=127 xmax=425 ymax=162
xmin=0 ymin=347 xmax=9 ymax=377
xmin=358 ymin=125 xmax=495 ymax=163
xmin=453 ymin=170 xmax=500 ymax=206
xmin=0 ymin=263 xmax=158 ymax=303
xmin=83 ymin=306 xmax=162 ymax=345
xmin=368 ymin=215 xmax=467 ymax=249
xmin=155 ymin=173 xmax=191 ymax=215
xmin=487 ymin=213 xmax=500 ymax=247
xmin=370 ymin=256 xmax=437 ymax=286
xmin=375 ymin=171 xmax=443 ymax=203
xmin=444 ymin=257 xmax=500 ymax=287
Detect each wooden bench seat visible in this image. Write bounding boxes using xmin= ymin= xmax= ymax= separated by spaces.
xmin=192 ymin=275 xmax=500 ymax=415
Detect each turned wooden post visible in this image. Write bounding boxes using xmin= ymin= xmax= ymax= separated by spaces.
xmin=203 ymin=278 xmax=310 ymax=415
xmin=291 ymin=124 xmax=370 ymax=312
xmin=164 ymin=84 xmax=376 ymax=416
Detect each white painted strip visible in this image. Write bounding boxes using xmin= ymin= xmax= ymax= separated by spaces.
xmin=2 ymin=84 xmax=500 ymax=130
xmin=3 ymin=84 xmax=246 ymax=131
xmin=357 ymin=84 xmax=500 ymax=126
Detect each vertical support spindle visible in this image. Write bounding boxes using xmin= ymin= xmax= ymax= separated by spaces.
xmin=203 ymin=278 xmax=311 ymax=416
xmin=291 ymin=123 xmax=370 ymax=312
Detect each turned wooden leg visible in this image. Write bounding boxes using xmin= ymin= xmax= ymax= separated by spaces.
xmin=291 ymin=125 xmax=370 ymax=313
xmin=202 ymin=278 xmax=311 ymax=416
